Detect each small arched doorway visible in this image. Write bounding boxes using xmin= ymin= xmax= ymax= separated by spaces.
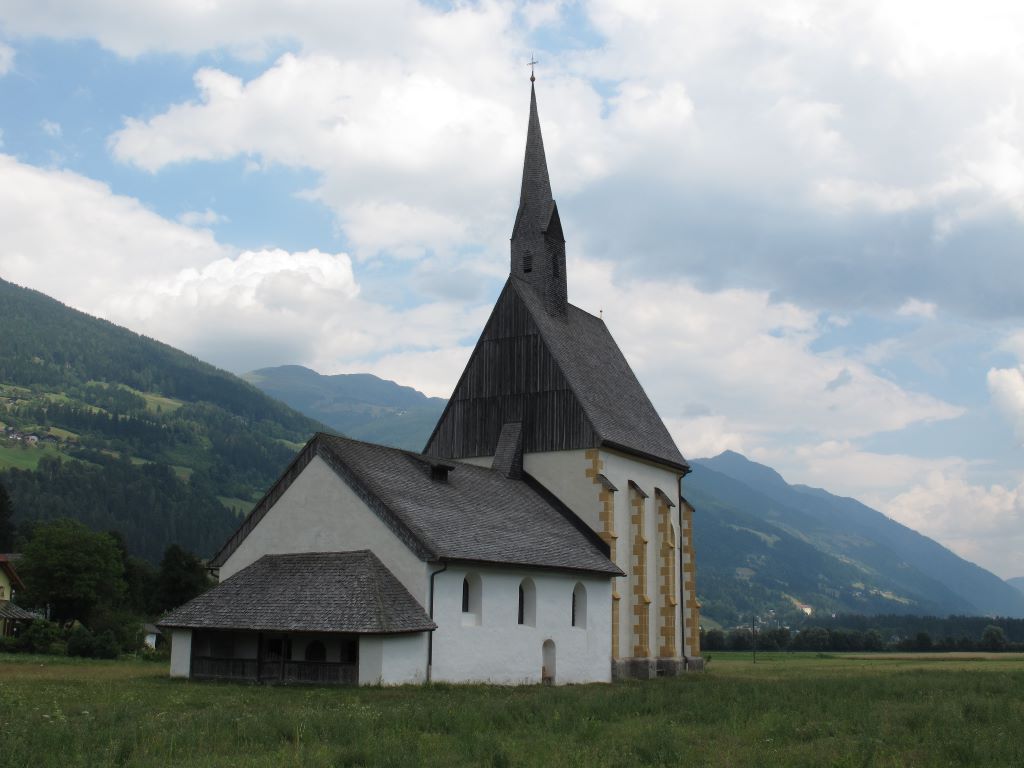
xmin=542 ymin=639 xmax=556 ymax=685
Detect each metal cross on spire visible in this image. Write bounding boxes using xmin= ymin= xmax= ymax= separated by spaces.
xmin=528 ymin=54 xmax=538 ymax=82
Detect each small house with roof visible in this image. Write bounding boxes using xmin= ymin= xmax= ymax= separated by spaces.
xmin=0 ymin=554 xmax=34 ymax=637
xmin=160 ymin=77 xmax=700 ymax=685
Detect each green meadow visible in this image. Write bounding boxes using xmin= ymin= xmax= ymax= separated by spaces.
xmin=1 ymin=652 xmax=1022 ymax=767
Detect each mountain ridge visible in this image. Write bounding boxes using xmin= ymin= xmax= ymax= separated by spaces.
xmin=692 ymin=451 xmax=1024 ymax=620
xmin=242 ymin=365 xmax=445 ymax=451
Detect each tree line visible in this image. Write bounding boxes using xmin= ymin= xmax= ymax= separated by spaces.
xmin=0 ymin=512 xmax=212 ymax=658
xmin=702 ymin=615 xmax=1022 ymax=654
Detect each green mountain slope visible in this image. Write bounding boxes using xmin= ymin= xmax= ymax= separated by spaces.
xmin=690 ymin=451 xmax=1024 ymax=622
xmin=0 ymin=278 xmax=327 ymax=561
xmin=243 ymin=365 xmax=445 ymax=451
xmin=687 ymin=464 xmax=966 ymax=625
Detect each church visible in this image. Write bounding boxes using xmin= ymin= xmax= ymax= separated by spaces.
xmin=160 ymin=78 xmax=701 ymax=685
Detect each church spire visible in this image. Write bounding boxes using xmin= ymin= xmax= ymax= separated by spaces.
xmin=511 ymin=77 xmax=567 ymax=316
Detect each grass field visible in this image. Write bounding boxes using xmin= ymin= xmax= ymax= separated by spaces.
xmin=1 ymin=652 xmax=1022 ymax=767
xmin=218 ymin=495 xmax=255 ymax=515
xmin=0 ymin=440 xmax=62 ymax=471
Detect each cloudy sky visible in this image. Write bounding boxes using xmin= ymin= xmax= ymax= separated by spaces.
xmin=1 ymin=1 xmax=1022 ymax=579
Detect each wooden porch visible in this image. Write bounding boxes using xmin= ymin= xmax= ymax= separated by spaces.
xmin=190 ymin=656 xmax=358 ymax=684
xmin=189 ymin=630 xmax=359 ymax=685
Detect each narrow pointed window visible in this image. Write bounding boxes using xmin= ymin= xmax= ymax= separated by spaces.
xmin=518 ymin=585 xmax=525 ymax=625
xmin=462 ymin=577 xmax=470 ymax=613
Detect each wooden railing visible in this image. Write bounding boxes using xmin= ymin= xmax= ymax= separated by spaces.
xmin=190 ymin=656 xmax=357 ymax=685
xmin=191 ymin=656 xmax=259 ymax=681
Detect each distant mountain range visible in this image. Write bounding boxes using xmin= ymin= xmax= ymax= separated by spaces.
xmin=242 ymin=365 xmax=444 ymax=452
xmin=688 ymin=451 xmax=1024 ymax=623
xmin=1009 ymin=577 xmax=1024 ymax=595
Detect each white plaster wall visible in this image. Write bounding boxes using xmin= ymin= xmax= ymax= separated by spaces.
xmin=169 ymin=629 xmax=192 ymax=678
xmin=599 ymin=449 xmax=684 ymax=660
xmin=430 ymin=565 xmax=612 ymax=685
xmin=523 ymin=450 xmax=602 ymax=531
xmin=380 ymin=633 xmax=428 ymax=685
xmin=461 ymin=447 xmax=688 ymax=662
xmin=359 ymin=634 xmax=426 ymax=685
xmin=220 ymin=455 xmax=430 ymax=604
xmin=358 ymin=636 xmax=384 ymax=684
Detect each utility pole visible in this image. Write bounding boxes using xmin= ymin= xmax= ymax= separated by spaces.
xmin=752 ymin=615 xmax=757 ymax=664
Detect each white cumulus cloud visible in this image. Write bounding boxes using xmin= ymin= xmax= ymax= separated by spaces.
xmin=887 ymin=469 xmax=1024 ymax=579
xmin=0 ymin=42 xmax=13 ymax=76
xmin=178 ymin=208 xmax=225 ymax=228
xmin=897 ymin=298 xmax=938 ymax=319
xmin=988 ymin=366 xmax=1024 ymax=443
xmin=40 ymin=119 xmax=62 ymax=138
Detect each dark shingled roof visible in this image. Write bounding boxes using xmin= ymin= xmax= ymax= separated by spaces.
xmin=210 ymin=434 xmax=621 ymax=577
xmin=159 ymin=551 xmax=435 ymax=634
xmin=0 ymin=601 xmax=35 ymax=621
xmin=316 ymin=435 xmax=620 ymax=575
xmin=511 ymin=278 xmax=689 ymax=470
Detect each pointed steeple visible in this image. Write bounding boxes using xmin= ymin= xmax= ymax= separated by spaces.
xmin=511 ymin=80 xmax=567 ymax=316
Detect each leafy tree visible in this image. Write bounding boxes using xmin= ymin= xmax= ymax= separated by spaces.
xmin=792 ymin=626 xmax=830 ymax=651
xmin=0 ymin=480 xmax=14 ymax=551
xmin=726 ymin=628 xmax=753 ymax=651
xmin=981 ymin=624 xmax=1007 ymax=652
xmin=156 ymin=544 xmax=212 ymax=612
xmin=863 ymin=629 xmax=885 ymax=651
xmin=18 ymin=519 xmax=125 ymax=624
xmin=702 ymin=628 xmax=726 ymax=651
xmin=67 ymin=625 xmax=120 ymax=659
xmin=108 ymin=530 xmax=158 ymax=615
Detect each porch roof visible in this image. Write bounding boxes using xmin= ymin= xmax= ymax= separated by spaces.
xmin=158 ymin=551 xmax=435 ymax=634
xmin=0 ymin=601 xmax=35 ymax=621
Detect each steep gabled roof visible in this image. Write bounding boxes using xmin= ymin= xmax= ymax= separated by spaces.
xmin=512 ymin=279 xmax=688 ymax=469
xmin=159 ymin=551 xmax=435 ymax=634
xmin=426 ymin=79 xmax=687 ymax=472
xmin=424 ymin=277 xmax=689 ymax=471
xmin=210 ymin=433 xmax=621 ymax=577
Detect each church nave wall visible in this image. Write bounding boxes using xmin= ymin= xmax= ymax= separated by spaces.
xmin=429 ymin=565 xmax=612 ymax=685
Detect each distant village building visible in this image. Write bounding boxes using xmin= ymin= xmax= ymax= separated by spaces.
xmin=160 ymin=79 xmax=700 ymax=685
xmin=0 ymin=554 xmax=34 ymax=637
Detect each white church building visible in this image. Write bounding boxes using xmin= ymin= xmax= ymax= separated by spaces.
xmin=160 ymin=79 xmax=701 ymax=685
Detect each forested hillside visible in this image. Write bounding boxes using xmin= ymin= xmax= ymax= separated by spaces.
xmin=0 ymin=278 xmax=327 ymax=561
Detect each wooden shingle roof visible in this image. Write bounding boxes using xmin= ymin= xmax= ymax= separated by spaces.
xmin=0 ymin=601 xmax=35 ymax=621
xmin=425 ymin=277 xmax=689 ymax=471
xmin=159 ymin=551 xmax=434 ymax=634
xmin=210 ymin=434 xmax=621 ymax=577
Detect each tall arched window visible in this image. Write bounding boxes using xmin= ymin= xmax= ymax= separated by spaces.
xmin=571 ymin=582 xmax=587 ymax=629
xmin=461 ymin=572 xmax=482 ymax=626
xmin=518 ymin=578 xmax=536 ymax=626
